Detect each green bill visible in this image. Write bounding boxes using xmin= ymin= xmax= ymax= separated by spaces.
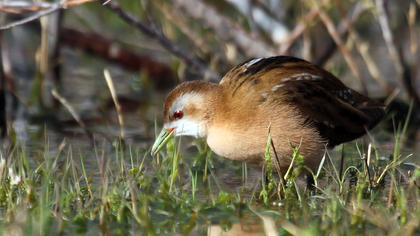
xmin=151 ymin=128 xmax=175 ymax=155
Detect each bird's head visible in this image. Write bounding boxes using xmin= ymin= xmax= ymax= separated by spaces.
xmin=151 ymin=81 xmax=220 ymax=155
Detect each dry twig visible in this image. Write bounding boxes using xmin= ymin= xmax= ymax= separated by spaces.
xmin=0 ymin=0 xmax=97 ymax=30
xmin=103 ymin=70 xmax=125 ymax=141
xmin=0 ymin=0 xmax=95 ymax=13
xmin=172 ymin=0 xmax=276 ymax=58
xmin=313 ymin=1 xmax=367 ymax=94
xmin=279 ymin=9 xmax=319 ymax=54
xmin=407 ymin=3 xmax=418 ymax=55
xmin=375 ymin=0 xmax=420 ymax=105
xmin=51 ymin=89 xmax=93 ymax=141
xmin=335 ymin=2 xmax=394 ymax=93
xmin=349 ymin=30 xmax=393 ymax=93
xmin=103 ymin=1 xmax=219 ymax=81
xmin=154 ymin=2 xmax=213 ymax=55
xmin=375 ymin=0 xmax=403 ymax=74
xmin=314 ymin=2 xmax=367 ymax=66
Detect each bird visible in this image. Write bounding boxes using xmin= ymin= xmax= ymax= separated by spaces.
xmin=151 ymin=56 xmax=385 ymax=175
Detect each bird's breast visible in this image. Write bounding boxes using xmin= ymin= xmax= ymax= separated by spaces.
xmin=205 ymin=107 xmax=327 ymax=170
xmin=206 ymin=126 xmax=266 ymax=161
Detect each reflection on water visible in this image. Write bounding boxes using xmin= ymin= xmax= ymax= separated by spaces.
xmin=207 ymin=209 xmax=278 ymax=236
xmin=208 ymin=223 xmax=265 ymax=236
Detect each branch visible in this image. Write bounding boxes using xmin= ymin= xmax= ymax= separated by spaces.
xmin=155 ymin=2 xmax=213 ymax=55
xmin=60 ymin=27 xmax=176 ymax=89
xmin=351 ymin=31 xmax=393 ymax=93
xmin=375 ymin=0 xmax=403 ymax=74
xmin=343 ymin=3 xmax=394 ymax=93
xmin=279 ymin=9 xmax=319 ymax=54
xmin=0 ymin=33 xmax=7 ymax=137
xmin=1 ymin=0 xmax=219 ymax=81
xmin=375 ymin=0 xmax=420 ymax=105
xmin=225 ymin=0 xmax=290 ymax=44
xmin=172 ymin=0 xmax=277 ymax=58
xmin=103 ymin=1 xmax=219 ymax=80
xmin=0 ymin=0 xmax=97 ymax=30
xmin=313 ymin=1 xmax=367 ymax=94
xmin=314 ymin=2 xmax=366 ymax=66
xmin=0 ymin=0 xmax=96 ymax=13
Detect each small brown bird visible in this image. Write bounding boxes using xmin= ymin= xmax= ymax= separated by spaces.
xmin=152 ymin=56 xmax=385 ymax=174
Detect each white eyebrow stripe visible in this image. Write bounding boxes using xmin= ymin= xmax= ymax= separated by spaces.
xmin=171 ymin=92 xmax=204 ymax=114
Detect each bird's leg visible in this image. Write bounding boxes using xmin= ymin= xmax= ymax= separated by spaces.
xmin=306 ymin=174 xmax=316 ymax=193
xmin=339 ymin=144 xmax=345 ymax=180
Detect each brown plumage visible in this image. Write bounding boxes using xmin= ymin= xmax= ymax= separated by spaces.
xmin=152 ymin=56 xmax=385 ymax=173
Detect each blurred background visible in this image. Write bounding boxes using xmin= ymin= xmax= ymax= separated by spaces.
xmin=0 ymin=0 xmax=419 ymax=156
xmin=1 ymin=1 xmax=420 ymax=234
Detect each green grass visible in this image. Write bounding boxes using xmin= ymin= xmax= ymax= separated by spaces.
xmin=0 ymin=132 xmax=418 ymax=235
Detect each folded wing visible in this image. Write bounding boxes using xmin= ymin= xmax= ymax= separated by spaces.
xmin=220 ymin=56 xmax=385 ymax=147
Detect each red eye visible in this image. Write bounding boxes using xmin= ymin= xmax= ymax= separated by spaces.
xmin=173 ymin=110 xmax=183 ymax=120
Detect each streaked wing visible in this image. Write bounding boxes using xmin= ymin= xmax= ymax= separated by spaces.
xmin=279 ymin=78 xmax=385 ymax=146
xmin=220 ymin=56 xmax=385 ymax=147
